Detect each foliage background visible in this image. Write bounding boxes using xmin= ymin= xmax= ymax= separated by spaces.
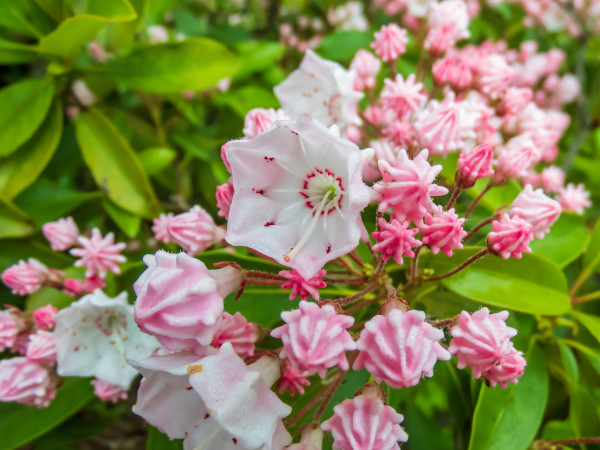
xmin=0 ymin=0 xmax=599 ymax=449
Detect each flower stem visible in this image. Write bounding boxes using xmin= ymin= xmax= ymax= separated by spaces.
xmin=245 ymin=270 xmax=286 ymax=280
xmin=284 ymin=378 xmax=335 ymax=428
xmin=533 ymin=437 xmax=600 ymax=448
xmin=445 ymin=187 xmax=461 ymax=211
xmin=244 ymin=279 xmax=285 ymax=286
xmin=462 ymin=217 xmax=494 ymax=243
xmin=314 ymin=370 xmax=347 ymax=421
xmin=464 ymin=184 xmax=492 ymax=218
xmin=424 ymin=249 xmax=489 ymax=283
xmin=409 ymin=246 xmax=422 ymax=282
xmin=328 ymin=283 xmax=379 ymax=306
xmin=323 ymin=276 xmax=366 ymax=285
xmin=569 ymin=251 xmax=600 ymax=297
xmin=572 ymin=290 xmax=600 ymax=304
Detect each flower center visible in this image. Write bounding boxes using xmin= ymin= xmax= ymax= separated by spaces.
xmin=95 ymin=309 xmax=127 ymax=336
xmin=284 ymin=169 xmax=344 ymax=262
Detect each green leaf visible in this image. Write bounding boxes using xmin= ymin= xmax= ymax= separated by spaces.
xmin=0 ymin=378 xmax=94 ymax=450
xmin=215 ymin=85 xmax=279 ymax=117
xmin=234 ymin=40 xmax=285 ymax=79
xmin=75 ymin=108 xmax=161 ymax=218
xmin=0 ymin=198 xmax=35 ymax=239
xmin=0 ymin=37 xmax=43 ymax=65
xmin=421 ymin=247 xmax=571 ymax=315
xmin=464 ymin=179 xmax=521 ymax=214
xmin=317 ymin=31 xmax=372 ymax=62
xmin=571 ymin=310 xmax=600 ymax=345
xmin=39 ymin=0 xmax=136 ymax=57
xmin=0 ymin=0 xmax=56 ymax=38
xmin=529 ymin=212 xmax=589 ymax=267
xmin=26 ymin=287 xmax=74 ymax=311
xmin=0 ymin=238 xmax=72 ymax=271
xmin=0 ymin=77 xmax=55 ymax=157
xmin=468 ymin=341 xmax=549 ymax=450
xmin=146 ymin=426 xmax=181 ymax=450
xmin=582 ymin=219 xmax=600 ymax=277
xmin=95 ymin=38 xmax=241 ymax=94
xmin=558 ymin=342 xmax=579 ymax=386
xmin=102 ymin=198 xmax=141 ymax=237
xmin=139 ymin=147 xmax=177 ymax=175
xmin=33 ymin=0 xmax=68 ymax=22
xmin=0 ymin=100 xmax=63 ymax=200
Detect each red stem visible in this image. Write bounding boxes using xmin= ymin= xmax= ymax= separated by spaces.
xmin=424 ymin=249 xmax=489 ymax=283
xmin=464 ymin=184 xmax=492 ymax=218
xmin=445 ymin=187 xmax=461 ymax=211
xmin=463 ymin=217 xmax=494 ymax=242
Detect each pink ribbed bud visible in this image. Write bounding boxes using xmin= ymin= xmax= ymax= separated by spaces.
xmin=371 ymin=24 xmax=408 ymax=62
xmin=0 ymin=309 xmax=22 ymax=351
xmin=557 ymin=183 xmax=591 ymax=215
xmin=280 ymin=269 xmax=327 ymax=301
xmin=433 ymin=56 xmax=473 ymax=88
xmin=211 ymin=312 xmax=257 ymax=357
xmin=425 ymin=0 xmax=470 ymax=54
xmin=2 ymin=258 xmax=48 ymax=296
xmin=215 ymin=179 xmax=234 ymax=220
xmin=477 ymin=54 xmax=513 ymax=98
xmin=492 ymin=136 xmax=539 ymax=184
xmin=42 ymin=217 xmax=79 ymax=251
xmin=152 ymin=206 xmax=225 ymax=255
xmin=0 ymin=357 xmax=56 ymax=408
xmin=482 ymin=350 xmax=527 ymax=388
xmin=354 ymin=309 xmax=451 ymax=388
xmin=497 ymin=87 xmax=532 ymax=116
xmin=382 ymin=120 xmax=415 ymax=148
xmin=414 ymin=97 xmax=463 ymax=156
xmin=70 ymin=229 xmax=126 ymax=278
xmin=381 ymin=74 xmax=426 ymax=116
xmin=271 ymin=302 xmax=356 ymax=377
xmin=278 ymin=361 xmax=311 ymax=396
xmin=374 ymin=149 xmax=448 ymax=225
xmin=456 ymin=144 xmax=494 ymax=188
xmin=321 ymin=393 xmax=408 ymax=449
xmin=448 ymin=308 xmax=525 ymax=388
xmin=33 ymin=305 xmax=58 ymax=330
xmin=539 ymin=166 xmax=565 ymax=193
xmin=243 ymin=108 xmax=288 ymax=139
xmin=25 ymin=331 xmax=57 ymax=365
xmin=372 ymin=217 xmax=422 ymax=265
xmin=134 ymin=251 xmax=242 ymax=353
xmin=420 ymin=208 xmax=467 ymax=257
xmin=487 ymin=214 xmax=533 ymax=259
xmin=91 ymin=379 xmax=128 ymax=402
xmin=509 ymin=185 xmax=561 ymax=239
xmin=351 ymin=49 xmax=381 ymax=90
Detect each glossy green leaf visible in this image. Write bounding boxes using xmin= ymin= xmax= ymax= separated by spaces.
xmin=234 ymin=40 xmax=285 ymax=79
xmin=464 ymin=179 xmax=521 ymax=214
xmin=0 ymin=0 xmax=56 ymax=38
xmin=571 ymin=310 xmax=600 ymax=345
xmin=0 ymin=37 xmax=42 ymax=65
xmin=33 ymin=0 xmax=68 ymax=22
xmin=0 ymin=100 xmax=63 ymax=200
xmin=469 ymin=341 xmax=548 ymax=450
xmin=558 ymin=342 xmax=579 ymax=386
xmin=0 ymin=378 xmax=94 ymax=450
xmin=582 ymin=219 xmax=600 ymax=277
xmin=75 ymin=108 xmax=161 ymax=218
xmin=0 ymin=77 xmax=55 ymax=157
xmin=39 ymin=0 xmax=136 ymax=56
xmin=146 ymin=426 xmax=181 ymax=450
xmin=139 ymin=147 xmax=177 ymax=175
xmin=95 ymin=38 xmax=240 ymax=93
xmin=421 ymin=247 xmax=571 ymax=315
xmin=317 ymin=31 xmax=372 ymax=62
xmin=0 ymin=239 xmax=72 ymax=271
xmin=529 ymin=212 xmax=589 ymax=267
xmin=102 ymin=198 xmax=141 ymax=237
xmin=26 ymin=287 xmax=74 ymax=311
xmin=0 ymin=198 xmax=35 ymax=239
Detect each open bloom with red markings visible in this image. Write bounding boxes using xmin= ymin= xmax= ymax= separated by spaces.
xmin=225 ymin=115 xmax=373 ymax=279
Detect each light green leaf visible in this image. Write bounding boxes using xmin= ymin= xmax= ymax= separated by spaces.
xmin=421 ymin=247 xmax=571 ymax=315
xmin=0 ymin=37 xmax=42 ymax=65
xmin=529 ymin=212 xmax=589 ymax=267
xmin=26 ymin=287 xmax=74 ymax=311
xmin=75 ymin=108 xmax=161 ymax=218
xmin=469 ymin=341 xmax=548 ymax=450
xmin=139 ymin=147 xmax=177 ymax=175
xmin=0 ymin=378 xmax=94 ymax=450
xmin=0 ymin=100 xmax=63 ymax=200
xmin=464 ymin=179 xmax=521 ymax=214
xmin=39 ymin=0 xmax=136 ymax=57
xmin=0 ymin=0 xmax=56 ymax=38
xmin=234 ymin=40 xmax=285 ymax=79
xmin=33 ymin=0 xmax=68 ymax=22
xmin=558 ymin=342 xmax=579 ymax=386
xmin=102 ymin=198 xmax=141 ymax=237
xmin=0 ymin=198 xmax=35 ymax=239
xmin=0 ymin=77 xmax=55 ymax=157
xmin=95 ymin=38 xmax=240 ymax=94
xmin=582 ymin=219 xmax=600 ymax=277
xmin=215 ymin=85 xmax=279 ymax=117
xmin=571 ymin=310 xmax=600 ymax=345
xmin=317 ymin=31 xmax=372 ymax=62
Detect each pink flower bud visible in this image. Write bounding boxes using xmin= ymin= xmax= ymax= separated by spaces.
xmin=279 ymin=269 xmax=327 ymax=301
xmin=350 ymin=49 xmax=381 ymax=90
xmin=0 ymin=357 xmax=56 ymax=407
xmin=0 ymin=309 xmax=22 ymax=351
xmin=456 ymin=144 xmax=494 ymax=188
xmin=354 ymin=309 xmax=451 ymax=388
xmin=413 ymin=95 xmax=464 ymax=156
xmin=2 ymin=258 xmax=48 ymax=296
xmin=372 ymin=217 xmax=422 ymax=265
xmin=271 ymin=302 xmax=356 ymax=377
xmin=71 ymin=80 xmax=96 ymax=107
xmin=381 ymin=74 xmax=426 ymax=116
xmin=25 ymin=331 xmax=57 ymax=365
xmin=425 ymin=1 xmax=470 ymax=54
xmin=134 ymin=251 xmax=242 ymax=353
xmin=147 ymin=25 xmax=168 ymax=43
xmin=321 ymin=394 xmax=408 ymax=448
xmin=497 ymin=87 xmax=532 ymax=116
xmin=152 ymin=206 xmax=225 ymax=255
xmin=91 ymin=379 xmax=128 ymax=402
xmin=88 ymin=42 xmax=111 ymax=63
xmin=216 ymin=179 xmax=234 ymax=220
xmin=487 ymin=214 xmax=534 ymax=259
xmin=492 ymin=136 xmax=539 ymax=184
xmin=42 ymin=217 xmax=79 ymax=251
xmin=557 ymin=183 xmax=591 ymax=214
xmin=539 ymin=166 xmax=565 ymax=192
xmin=243 ymin=108 xmax=288 ymax=139
xmin=449 ymin=308 xmax=525 ymax=388
xmin=70 ymin=229 xmax=126 ymax=278
xmin=420 ymin=208 xmax=467 ymax=257
xmin=477 ymin=54 xmax=513 ymax=98
xmin=509 ymin=185 xmax=561 ymax=239
xmin=371 ymin=24 xmax=408 ymax=62
xmin=211 ymin=312 xmax=257 ymax=358
xmin=278 ymin=361 xmax=311 ymax=397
